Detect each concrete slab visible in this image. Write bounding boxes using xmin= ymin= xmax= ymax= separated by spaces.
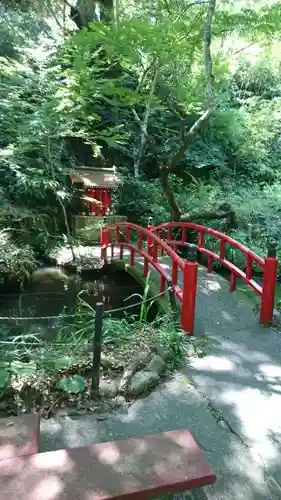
xmin=185 ymin=325 xmax=281 ymax=488
xmin=40 ymin=374 xmax=279 ymax=499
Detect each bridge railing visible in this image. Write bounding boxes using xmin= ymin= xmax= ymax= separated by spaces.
xmin=150 ymin=222 xmax=278 ymax=325
xmin=100 ymin=222 xmax=198 ymax=334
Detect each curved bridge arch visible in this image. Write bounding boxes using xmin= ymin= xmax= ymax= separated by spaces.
xmin=100 ymin=221 xmax=278 ymax=334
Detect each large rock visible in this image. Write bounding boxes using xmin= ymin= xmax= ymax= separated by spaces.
xmin=49 ymin=245 xmax=103 ymax=269
xmin=128 ymin=370 xmax=160 ymax=397
xmin=99 ymin=381 xmax=118 ymax=399
xmin=31 ymin=267 xmax=68 ymax=284
xmin=146 ymin=355 xmax=166 ymax=375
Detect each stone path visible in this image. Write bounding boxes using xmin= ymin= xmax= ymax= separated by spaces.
xmin=40 ymin=251 xmax=281 ymax=499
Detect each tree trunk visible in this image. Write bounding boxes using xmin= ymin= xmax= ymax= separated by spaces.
xmin=159 ymin=168 xmax=181 ymax=220
xmin=71 ymin=0 xmax=113 ymax=28
xmin=134 ymin=65 xmax=159 ymax=178
xmin=159 ymin=0 xmax=217 ymax=220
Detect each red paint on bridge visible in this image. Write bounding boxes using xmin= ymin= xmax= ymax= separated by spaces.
xmin=101 ymin=222 xmax=197 ymax=334
xmin=100 ymin=221 xmax=278 ymax=334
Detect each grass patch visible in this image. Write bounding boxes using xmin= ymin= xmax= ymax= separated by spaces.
xmin=0 ymin=301 xmax=201 ymax=416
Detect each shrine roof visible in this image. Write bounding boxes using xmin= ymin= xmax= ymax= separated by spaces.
xmin=69 ymin=167 xmax=122 ymax=188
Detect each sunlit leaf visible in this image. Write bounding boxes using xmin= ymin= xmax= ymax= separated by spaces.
xmin=10 ymin=361 xmax=37 ymax=376
xmin=56 ymin=375 xmax=85 ymax=394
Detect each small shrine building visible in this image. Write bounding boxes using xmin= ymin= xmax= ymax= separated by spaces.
xmin=68 ymin=166 xmax=122 ymax=216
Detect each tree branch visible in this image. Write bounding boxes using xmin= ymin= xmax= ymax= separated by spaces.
xmin=180 ymin=208 xmax=236 ymax=225
xmin=133 ymin=65 xmax=159 ymax=177
xmin=136 ymin=56 xmax=157 ymax=92
xmin=45 ymin=1 xmax=65 ymax=32
xmin=162 ymin=0 xmax=171 ymax=15
xmin=203 ymin=0 xmax=216 ymax=109
xmin=174 ymin=1 xmax=209 ymax=23
xmin=167 ymin=0 xmax=216 ymax=172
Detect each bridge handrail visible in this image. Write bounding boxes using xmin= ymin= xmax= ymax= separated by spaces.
xmin=101 ymin=221 xmax=185 ymax=270
xmin=152 ymin=221 xmax=265 ymax=268
xmin=150 ymin=221 xmax=278 ymax=325
xmin=100 ymin=221 xmax=197 ymax=333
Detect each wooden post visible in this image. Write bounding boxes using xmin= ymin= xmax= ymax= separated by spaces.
xmin=91 ymin=302 xmax=104 ymax=399
xmin=181 ymin=244 xmax=198 ymax=335
xmin=147 ymin=217 xmax=155 ymax=255
xmin=260 ymin=242 xmax=278 ymax=325
xmin=167 ymin=279 xmax=177 ymax=321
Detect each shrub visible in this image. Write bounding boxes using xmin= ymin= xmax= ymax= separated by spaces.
xmin=0 ymin=231 xmax=36 ymax=288
xmin=113 ymin=175 xmax=171 ymax=225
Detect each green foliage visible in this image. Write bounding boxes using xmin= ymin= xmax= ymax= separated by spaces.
xmin=177 ymin=179 xmax=281 ymax=266
xmin=0 ymin=369 xmax=10 ymax=389
xmin=56 ymin=375 xmax=85 ymax=394
xmin=0 ymin=232 xmax=36 ymax=287
xmin=2 ymin=0 xmax=281 ymax=416
xmin=0 ymin=3 xmax=281 ymax=285
xmin=114 ymin=175 xmax=170 ymax=224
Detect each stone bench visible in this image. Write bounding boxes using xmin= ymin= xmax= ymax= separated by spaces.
xmin=0 ymin=428 xmax=215 ymax=499
xmin=0 ymin=413 xmax=40 ymax=461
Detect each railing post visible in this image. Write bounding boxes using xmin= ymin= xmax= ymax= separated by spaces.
xmin=100 ymin=227 xmax=106 ymax=246
xmin=91 ymin=302 xmax=104 ymax=400
xmin=147 ymin=217 xmax=155 ymax=256
xmin=260 ymin=242 xmax=278 ymax=325
xmin=181 ymin=244 xmax=198 ymax=335
xmin=100 ymin=227 xmax=108 ymax=261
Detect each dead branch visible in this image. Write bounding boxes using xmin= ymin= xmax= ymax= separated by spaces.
xmin=180 ymin=209 xmax=236 ymax=226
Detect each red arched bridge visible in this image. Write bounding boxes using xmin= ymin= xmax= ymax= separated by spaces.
xmin=100 ymin=221 xmax=278 ymax=335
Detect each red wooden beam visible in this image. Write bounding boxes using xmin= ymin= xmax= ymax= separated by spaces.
xmin=0 ymin=414 xmax=40 ymax=462
xmin=0 ymin=429 xmax=216 ymax=499
xmin=181 ymin=260 xmax=198 ymax=335
xmin=260 ymin=254 xmax=278 ymax=324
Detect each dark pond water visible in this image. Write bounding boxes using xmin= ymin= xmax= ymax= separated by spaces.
xmin=0 ymin=267 xmax=158 ymax=338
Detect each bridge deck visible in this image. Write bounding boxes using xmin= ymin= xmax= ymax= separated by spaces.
xmin=105 ymin=249 xmax=259 ymax=335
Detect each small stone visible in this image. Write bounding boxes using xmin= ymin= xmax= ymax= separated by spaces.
xmin=95 ymin=401 xmax=110 ymax=414
xmin=128 ymin=370 xmax=160 ymax=397
xmin=186 ymin=343 xmax=195 ymax=357
xmin=154 ymin=342 xmax=170 ymax=361
xmin=96 ymin=413 xmax=108 ymax=421
xmin=146 ymin=355 xmax=166 ymax=375
xmin=167 ymin=362 xmax=175 ymax=371
xmin=113 ymin=395 xmax=126 ymax=408
xmin=56 ymin=408 xmax=82 ymax=418
xmin=99 ymin=381 xmax=118 ymax=399
xmin=118 ymin=355 xmax=146 ymax=393
xmin=217 ymin=419 xmax=228 ymax=430
xmin=56 ymin=408 xmax=70 ymax=418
